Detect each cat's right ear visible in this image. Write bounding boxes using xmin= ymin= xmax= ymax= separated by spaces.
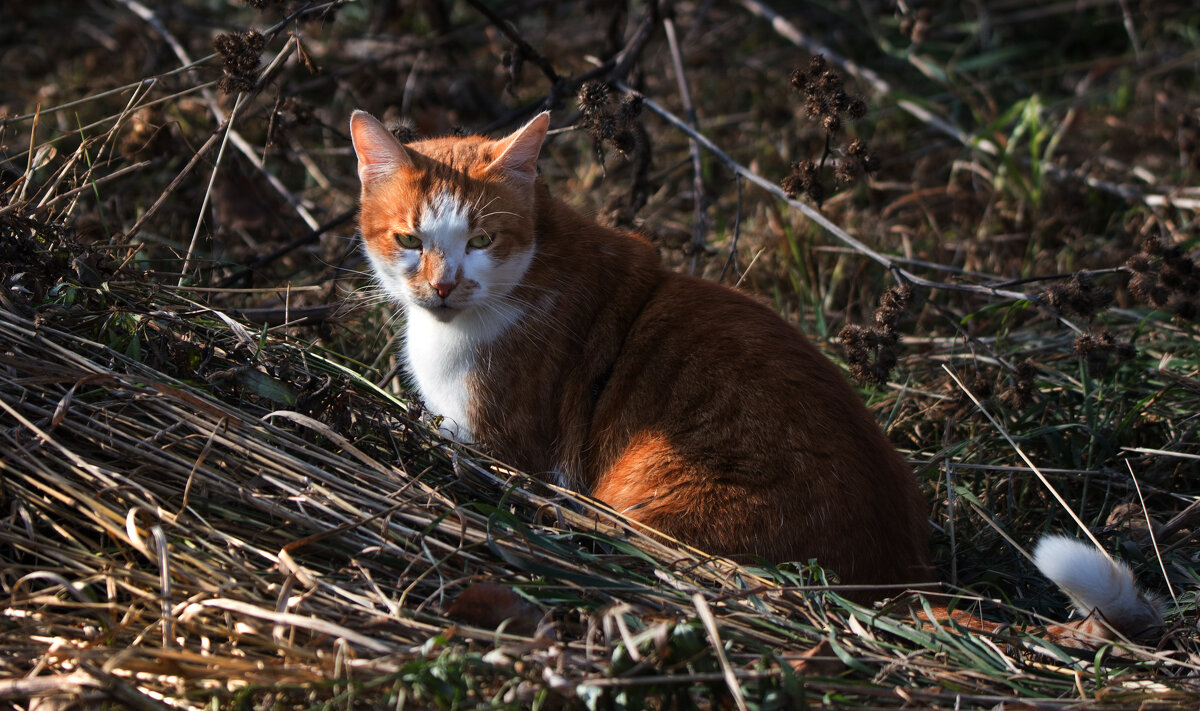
xmin=350 ymin=110 xmax=412 ymax=186
xmin=484 ymin=111 xmax=549 ymax=184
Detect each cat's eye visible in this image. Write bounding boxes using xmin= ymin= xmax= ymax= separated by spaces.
xmin=467 ymin=233 xmax=494 ymax=249
xmin=394 ymin=232 xmax=422 ymax=249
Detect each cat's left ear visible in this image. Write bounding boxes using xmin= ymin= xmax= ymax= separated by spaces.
xmin=350 ymin=110 xmax=413 ymax=186
xmin=485 ymin=112 xmax=549 ymax=184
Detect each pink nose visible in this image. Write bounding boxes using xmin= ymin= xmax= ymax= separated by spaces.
xmin=432 ymin=281 xmax=456 ymax=298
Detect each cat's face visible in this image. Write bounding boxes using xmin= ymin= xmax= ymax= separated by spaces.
xmin=350 ymin=111 xmax=549 ymax=324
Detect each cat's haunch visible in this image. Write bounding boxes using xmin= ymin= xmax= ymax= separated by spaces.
xmin=350 ymin=110 xmax=1160 ymax=641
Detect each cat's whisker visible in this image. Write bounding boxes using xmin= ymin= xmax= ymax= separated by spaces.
xmin=343 ymin=286 xmax=401 ymax=307
xmin=475 ymin=300 xmax=560 ymax=351
xmin=473 ymin=194 xmax=499 ymax=214
xmin=384 ymin=313 xmax=407 ymax=332
xmin=476 ymin=209 xmax=519 ymax=221
xmin=343 ymin=295 xmax=393 ymax=310
xmin=342 ymin=283 xmax=388 ymax=298
xmin=486 ymin=295 xmax=578 ymax=344
xmin=488 ymin=282 xmax=561 ymax=295
xmin=333 ymin=267 xmax=378 ymax=280
xmin=487 ymin=290 xmax=561 ymax=319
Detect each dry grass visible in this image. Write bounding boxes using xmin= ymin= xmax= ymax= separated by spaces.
xmin=2 ymin=1 xmax=1200 ymax=708
xmin=1 ymin=253 xmax=1195 ymax=708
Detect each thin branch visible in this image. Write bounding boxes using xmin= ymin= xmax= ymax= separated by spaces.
xmin=693 ymin=593 xmax=750 ymax=711
xmin=14 ymin=107 xmax=41 ymax=205
xmin=477 ymin=8 xmax=657 ymax=134
xmin=462 ymin=0 xmax=560 ymax=84
xmin=1116 ymin=0 xmax=1143 ymax=63
xmin=74 ymin=82 xmax=218 ymax=139
xmin=182 ymin=93 xmax=244 ymax=285
xmin=39 ymin=78 xmax=154 ymax=216
xmin=217 ymin=208 xmax=356 ymax=288
xmin=39 ymin=160 xmax=155 ymax=209
xmin=1126 ymin=460 xmax=1178 ymax=611
xmin=719 ymin=174 xmax=744 ymax=284
xmin=0 ymin=69 xmax=206 ymax=127
xmin=662 ymin=10 xmax=708 ymax=273
xmin=122 ymin=130 xmax=223 ymax=243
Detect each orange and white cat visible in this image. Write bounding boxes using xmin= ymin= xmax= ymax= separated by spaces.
xmin=349 ymin=110 xmax=1161 ymax=640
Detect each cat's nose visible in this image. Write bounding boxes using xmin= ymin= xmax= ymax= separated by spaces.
xmin=431 ymin=280 xmax=456 ymax=298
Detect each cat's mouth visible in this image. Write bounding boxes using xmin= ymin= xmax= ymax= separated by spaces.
xmin=422 ymin=302 xmax=464 ymax=321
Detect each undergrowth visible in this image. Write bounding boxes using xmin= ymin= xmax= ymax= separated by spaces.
xmin=2 ymin=1 xmax=1200 ymax=709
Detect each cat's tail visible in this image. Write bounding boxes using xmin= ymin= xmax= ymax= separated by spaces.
xmin=1033 ymin=535 xmax=1163 ymax=640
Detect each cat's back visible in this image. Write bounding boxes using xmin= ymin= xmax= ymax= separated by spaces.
xmin=608 ymin=272 xmax=877 ymax=432
xmin=587 ymin=271 xmax=932 ymax=589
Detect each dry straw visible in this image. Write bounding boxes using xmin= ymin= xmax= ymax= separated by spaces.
xmin=0 ymin=223 xmax=1193 ymax=708
xmin=2 ymin=1 xmax=1199 ymax=706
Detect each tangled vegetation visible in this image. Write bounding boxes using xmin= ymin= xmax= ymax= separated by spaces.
xmin=2 ymin=1 xmax=1200 ymax=708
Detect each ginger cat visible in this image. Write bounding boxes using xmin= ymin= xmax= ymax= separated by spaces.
xmin=349 ymin=110 xmax=1161 ymax=640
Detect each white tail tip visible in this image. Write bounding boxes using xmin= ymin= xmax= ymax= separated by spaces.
xmin=1033 ymin=535 xmax=1162 ymax=639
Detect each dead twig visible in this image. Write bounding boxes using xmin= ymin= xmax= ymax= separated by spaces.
xmin=662 ymin=7 xmax=708 ymax=273
xmin=39 ymin=160 xmax=154 ymax=209
xmin=122 ymin=130 xmax=223 ymax=243
xmin=216 ymin=208 xmax=356 ymax=288
xmin=181 ymin=93 xmax=245 ymax=285
xmin=462 ymin=0 xmax=560 ymax=85
xmin=942 ymin=365 xmax=1110 ymax=560
xmin=477 ymin=6 xmax=658 ymax=134
xmin=718 ymin=174 xmax=743 ymax=283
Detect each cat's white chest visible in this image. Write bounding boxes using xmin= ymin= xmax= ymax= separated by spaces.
xmin=404 ymin=308 xmax=479 ymax=442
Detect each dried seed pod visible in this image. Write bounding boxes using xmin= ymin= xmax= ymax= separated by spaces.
xmin=578 ymin=80 xmax=611 ymax=115
xmin=213 ymin=30 xmax=265 ymax=94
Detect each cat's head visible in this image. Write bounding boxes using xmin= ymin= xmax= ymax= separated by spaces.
xmin=350 ymin=111 xmax=549 ymax=324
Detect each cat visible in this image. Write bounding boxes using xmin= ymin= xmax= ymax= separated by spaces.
xmin=349 ymin=109 xmax=1162 ymax=641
